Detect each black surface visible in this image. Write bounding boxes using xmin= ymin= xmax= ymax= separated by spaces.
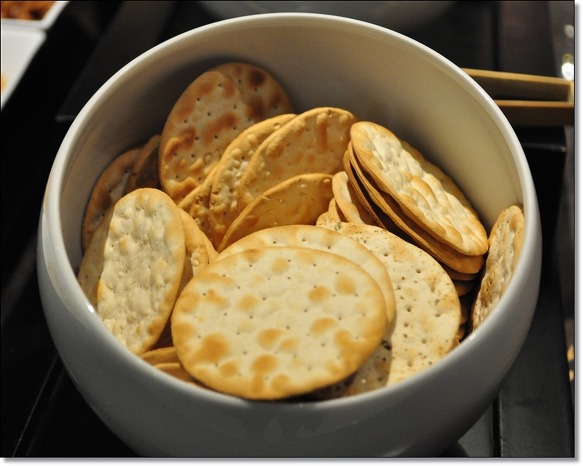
xmin=1 ymin=1 xmax=575 ymax=458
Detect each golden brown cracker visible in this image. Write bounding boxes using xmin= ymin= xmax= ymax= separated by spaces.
xmin=350 ymin=121 xmax=488 ymax=256
xmin=171 ymin=246 xmax=387 ymax=399
xmin=159 ymin=63 xmax=293 ymax=204
xmin=236 ymin=107 xmax=356 ymax=211
xmin=218 ymin=173 xmax=334 ymax=251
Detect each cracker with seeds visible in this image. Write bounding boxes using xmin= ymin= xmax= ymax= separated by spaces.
xmin=208 ymin=113 xmax=296 ymax=248
xmin=235 ymin=107 xmax=356 ymax=211
xmin=317 ymin=222 xmax=462 ymax=395
xmin=218 ymin=173 xmax=334 ymax=251
xmin=81 ymin=146 xmax=141 ymax=252
xmin=217 ymin=224 xmax=396 ymax=323
xmin=78 ymin=187 xmax=186 ymax=355
xmin=471 ymin=204 xmax=525 ymax=330
xmin=350 ymin=121 xmax=488 ymax=257
xmin=171 ymin=246 xmax=388 ymax=400
xmin=159 ymin=62 xmax=293 ymax=205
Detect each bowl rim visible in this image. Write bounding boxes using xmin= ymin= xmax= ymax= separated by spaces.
xmin=41 ymin=12 xmax=541 ymax=410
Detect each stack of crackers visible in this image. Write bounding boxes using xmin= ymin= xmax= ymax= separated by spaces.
xmin=76 ymin=62 xmax=525 ymax=401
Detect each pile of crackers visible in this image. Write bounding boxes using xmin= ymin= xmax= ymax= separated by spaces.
xmin=77 ymin=62 xmax=525 ymax=401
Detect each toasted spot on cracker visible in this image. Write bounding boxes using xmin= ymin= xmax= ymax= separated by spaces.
xmin=194 ymin=333 xmax=230 ymax=364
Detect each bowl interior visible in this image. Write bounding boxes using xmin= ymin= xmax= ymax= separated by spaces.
xmin=57 ymin=13 xmax=527 ymax=271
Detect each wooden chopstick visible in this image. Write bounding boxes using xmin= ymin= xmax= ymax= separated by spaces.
xmin=463 ymin=68 xmax=574 ymax=126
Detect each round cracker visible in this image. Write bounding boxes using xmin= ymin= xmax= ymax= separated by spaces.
xmin=332 ymin=170 xmax=376 ymax=225
xmin=346 ymin=145 xmax=485 ymax=274
xmin=350 ymin=121 xmax=488 ymax=256
xmin=81 ymin=146 xmax=141 ymax=252
xmin=317 ymin=222 xmax=462 ymax=395
xmin=218 ymin=173 xmax=334 ymax=251
xmin=236 ymin=107 xmax=356 ymax=211
xmin=208 ymin=113 xmax=296 ymax=248
xmin=126 ymin=134 xmax=161 ymax=192
xmin=159 ymin=63 xmax=293 ymax=204
xmin=471 ymin=204 xmax=525 ymax=330
xmin=217 ymin=224 xmax=396 ymax=323
xmin=78 ymin=187 xmax=186 ymax=355
xmin=171 ymin=246 xmax=388 ymax=400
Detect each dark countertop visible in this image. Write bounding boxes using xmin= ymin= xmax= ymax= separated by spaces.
xmin=1 ymin=1 xmax=575 ymax=458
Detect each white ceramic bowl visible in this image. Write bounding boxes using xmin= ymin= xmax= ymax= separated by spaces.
xmin=37 ymin=13 xmax=542 ymax=457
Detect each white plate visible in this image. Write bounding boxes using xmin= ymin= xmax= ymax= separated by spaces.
xmin=1 ymin=25 xmax=46 ymax=109
xmin=1 ymin=1 xmax=68 ymax=29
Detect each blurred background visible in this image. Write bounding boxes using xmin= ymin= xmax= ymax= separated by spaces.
xmin=1 ymin=0 xmax=575 ymax=458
